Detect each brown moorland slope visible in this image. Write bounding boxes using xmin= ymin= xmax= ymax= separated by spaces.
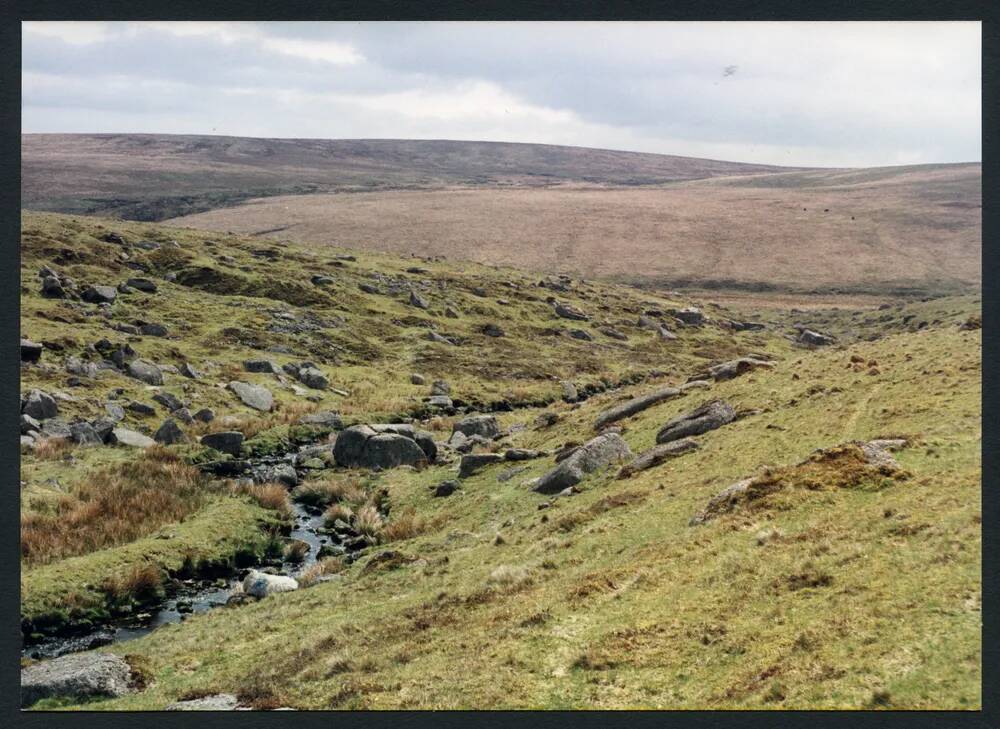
xmin=21 ymin=133 xmax=799 ymax=221
xmin=168 ymin=163 xmax=981 ymax=296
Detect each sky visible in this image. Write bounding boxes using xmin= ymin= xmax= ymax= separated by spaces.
xmin=21 ymin=21 xmax=981 ymax=167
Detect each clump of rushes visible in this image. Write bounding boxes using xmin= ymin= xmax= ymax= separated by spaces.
xmin=381 ymin=507 xmax=426 ymax=543
xmin=101 ymin=563 xmax=165 ymax=606
xmin=323 ymin=503 xmax=355 ymax=527
xmin=21 ymin=448 xmax=207 ymax=565
xmin=235 ymin=483 xmax=293 ymax=521
xmin=353 ymin=503 xmax=384 ymax=541
xmin=298 ymin=556 xmax=345 ymax=588
xmin=283 ymin=540 xmax=310 ymax=564
xmin=292 ymin=479 xmax=364 ymax=509
xmin=31 ymin=437 xmax=76 ymax=461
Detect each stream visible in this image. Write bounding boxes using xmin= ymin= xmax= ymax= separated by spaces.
xmin=21 ymin=502 xmax=335 ymax=660
xmin=21 ymin=368 xmax=659 ymax=660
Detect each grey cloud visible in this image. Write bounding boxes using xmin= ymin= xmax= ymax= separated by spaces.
xmin=21 ymin=21 xmax=981 ymax=166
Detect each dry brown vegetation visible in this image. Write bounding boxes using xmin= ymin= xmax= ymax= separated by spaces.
xmin=170 ymin=164 xmax=980 ymax=295
xmin=21 ymin=448 xmax=207 ymax=565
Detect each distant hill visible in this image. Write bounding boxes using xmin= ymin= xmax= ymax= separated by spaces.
xmin=21 ymin=133 xmax=800 ymax=221
xmin=21 ymin=134 xmax=980 ymax=296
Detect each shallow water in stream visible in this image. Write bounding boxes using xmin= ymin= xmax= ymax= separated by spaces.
xmin=22 ymin=503 xmax=334 ymax=660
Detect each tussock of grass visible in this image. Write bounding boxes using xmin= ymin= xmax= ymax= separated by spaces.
xmin=234 ymin=483 xmax=293 ymax=521
xmin=21 ymin=449 xmax=207 ymax=565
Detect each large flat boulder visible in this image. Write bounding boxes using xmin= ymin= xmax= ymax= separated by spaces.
xmin=334 ymin=424 xmax=432 ymax=469
xmin=228 ymin=381 xmax=273 ymax=411
xmin=200 ymin=431 xmax=244 ymax=457
xmin=655 ymin=400 xmax=736 ymax=444
xmin=452 ymin=414 xmax=500 ymax=439
xmin=21 ymin=389 xmax=58 ymax=420
xmin=617 ymin=438 xmax=700 ymax=478
xmin=21 ymin=652 xmax=136 ymax=707
xmin=126 ymin=359 xmax=164 ymax=386
xmin=593 ymin=386 xmax=680 ymax=430
xmin=110 ymin=428 xmax=155 ymax=448
xmin=534 ymin=433 xmax=632 ymax=494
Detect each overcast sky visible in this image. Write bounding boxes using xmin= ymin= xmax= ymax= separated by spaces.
xmin=22 ymin=21 xmax=981 ymax=167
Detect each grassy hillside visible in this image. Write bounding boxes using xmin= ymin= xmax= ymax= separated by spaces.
xmin=22 ymin=134 xmax=797 ymax=222
xmin=19 ymin=211 xmax=981 ymax=710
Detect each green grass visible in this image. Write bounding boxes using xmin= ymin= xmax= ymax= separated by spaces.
xmin=22 ymin=498 xmax=282 ymax=630
xmin=19 ymin=211 xmax=980 ymax=710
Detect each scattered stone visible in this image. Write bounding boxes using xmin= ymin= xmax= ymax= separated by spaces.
xmin=359 ymin=283 xmax=380 ymax=294
xmin=179 ymin=362 xmax=202 ymax=379
xmin=20 ymin=413 xmax=41 ymax=434
xmin=228 ymin=381 xmax=273 ymax=411
xmin=658 ymin=326 xmax=678 ymax=341
xmin=569 ymin=329 xmax=593 ymax=341
xmin=797 ymin=329 xmax=835 ymax=346
xmin=104 ymin=402 xmax=126 ymax=422
xmin=483 ymin=323 xmax=504 ymax=337
xmin=152 ymin=392 xmax=184 ymax=412
xmin=20 ymin=339 xmax=43 ymax=363
xmin=110 ymin=428 xmax=156 ymax=448
xmin=959 ymin=314 xmax=981 ymax=331
xmin=497 ymin=465 xmax=528 ymax=482
xmin=126 ymin=401 xmax=156 ymax=417
xmin=617 ymin=438 xmax=700 ymax=478
xmin=81 ymin=285 xmax=118 ymax=304
xmin=707 ymin=357 xmax=775 ymax=382
xmin=41 ymin=418 xmax=73 ymax=439
xmin=126 ymin=277 xmax=158 ymax=293
xmin=126 ymin=359 xmax=164 ymax=386
xmin=459 ymin=453 xmax=505 ymax=478
xmin=296 ymin=366 xmax=328 ymax=390
xmin=679 ymin=380 xmax=711 ymax=392
xmin=21 ymin=389 xmax=59 ymax=420
xmin=427 ymin=395 xmax=454 ymax=408
xmin=409 ymin=290 xmax=430 ymax=309
xmin=21 ymin=652 xmax=136 ymax=707
xmin=410 ymin=373 xmax=426 ymax=385
xmin=434 ymin=480 xmax=459 ymax=498
xmin=201 ymin=431 xmax=244 ymax=457
xmin=65 ymin=356 xmax=98 ymax=378
xmin=41 ymin=275 xmax=65 ymax=298
xmin=166 ymin=694 xmax=240 ymax=711
xmin=262 ymin=464 xmax=298 ymax=487
xmin=427 ymin=331 xmax=456 ymax=345
xmin=561 ymin=380 xmax=578 ymax=403
xmin=431 ymin=380 xmax=451 ymax=396
xmin=656 ymin=400 xmax=736 ymax=444
xmin=242 ymin=570 xmax=298 ymax=598
xmin=600 ymin=327 xmax=628 ymax=341
xmin=505 ymin=448 xmax=541 ymax=461
xmin=154 ymin=418 xmax=186 ymax=445
xmin=192 ymin=408 xmax=215 ymax=423
xmin=533 ymin=432 xmax=632 ymax=494
xmin=171 ymin=407 xmax=195 ymax=425
xmin=311 ymin=275 xmax=334 ymax=286
xmin=244 ymin=359 xmax=280 ymax=374
xmin=673 ymin=307 xmax=704 ymax=326
xmin=70 ymin=421 xmax=103 ymax=446
xmin=594 ymin=386 xmax=681 ymax=431
xmin=554 ymin=302 xmax=588 ymax=321
xmin=444 ymin=306 xmax=460 ymax=318
xmin=452 ymin=414 xmax=500 ymax=439
xmin=297 ymin=411 xmax=342 ymax=429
